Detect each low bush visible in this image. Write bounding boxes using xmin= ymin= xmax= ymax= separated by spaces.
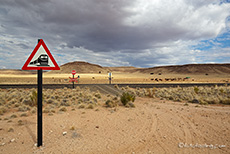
xmin=105 ymin=100 xmax=117 ymax=108
xmin=120 ymin=92 xmax=135 ymax=106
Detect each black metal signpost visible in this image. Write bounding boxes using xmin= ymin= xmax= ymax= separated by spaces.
xmin=37 ymin=39 xmax=42 ymax=147
xmin=37 ymin=68 xmax=42 ymax=147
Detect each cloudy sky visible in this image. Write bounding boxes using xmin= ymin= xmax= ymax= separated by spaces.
xmin=0 ymin=0 xmax=230 ymax=69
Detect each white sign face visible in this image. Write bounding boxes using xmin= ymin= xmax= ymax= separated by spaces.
xmin=22 ymin=39 xmax=60 ymax=70
xmin=28 ymin=45 xmax=55 ymax=67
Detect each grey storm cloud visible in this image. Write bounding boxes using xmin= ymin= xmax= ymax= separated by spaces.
xmin=0 ymin=0 xmax=230 ymax=68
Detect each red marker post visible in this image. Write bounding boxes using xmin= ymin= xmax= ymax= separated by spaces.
xmin=70 ymin=70 xmax=77 ymax=88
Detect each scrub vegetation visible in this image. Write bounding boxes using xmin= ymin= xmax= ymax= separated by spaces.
xmin=0 ymin=85 xmax=229 ymax=117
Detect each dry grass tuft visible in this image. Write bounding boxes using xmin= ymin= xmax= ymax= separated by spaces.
xmin=87 ymin=104 xmax=94 ymax=109
xmin=59 ymin=107 xmax=67 ymax=112
xmin=78 ymin=104 xmax=85 ymax=109
xmin=131 ymin=85 xmax=230 ymax=105
xmin=20 ymin=113 xmax=28 ymax=117
xmin=105 ymin=99 xmax=117 ymax=108
xmin=10 ymin=114 xmax=17 ymax=119
xmin=18 ymin=105 xmax=30 ymax=112
xmin=18 ymin=120 xmax=23 ymax=125
xmin=0 ymin=107 xmax=7 ymax=115
xmin=8 ymin=127 xmax=14 ymax=132
xmin=70 ymin=126 xmax=75 ymax=130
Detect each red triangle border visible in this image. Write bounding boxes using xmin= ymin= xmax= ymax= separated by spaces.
xmin=22 ymin=39 xmax=60 ymax=70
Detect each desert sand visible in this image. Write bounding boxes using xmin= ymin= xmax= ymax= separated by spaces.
xmin=0 ymin=96 xmax=229 ymax=154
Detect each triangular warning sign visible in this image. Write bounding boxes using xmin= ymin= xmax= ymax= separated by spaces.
xmin=22 ymin=39 xmax=60 ymax=70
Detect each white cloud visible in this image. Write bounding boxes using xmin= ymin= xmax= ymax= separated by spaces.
xmin=0 ymin=0 xmax=229 ymax=69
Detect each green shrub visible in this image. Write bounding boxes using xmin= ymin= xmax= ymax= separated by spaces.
xmin=120 ymin=92 xmax=135 ymax=106
xmin=30 ymin=90 xmax=37 ymax=106
xmin=194 ymin=86 xmax=199 ymax=94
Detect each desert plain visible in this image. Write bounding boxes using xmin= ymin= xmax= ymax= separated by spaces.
xmin=0 ymin=62 xmax=230 ymax=154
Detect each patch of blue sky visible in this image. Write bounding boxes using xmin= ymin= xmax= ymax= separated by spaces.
xmin=192 ymin=31 xmax=230 ymax=51
xmin=56 ymin=53 xmax=64 ymax=57
xmin=220 ymin=0 xmax=230 ymax=5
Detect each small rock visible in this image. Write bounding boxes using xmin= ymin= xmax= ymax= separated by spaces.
xmin=10 ymin=139 xmax=15 ymax=142
xmin=0 ymin=143 xmax=5 ymax=146
xmin=95 ymin=126 xmax=99 ymax=129
xmin=63 ymin=131 xmax=67 ymax=136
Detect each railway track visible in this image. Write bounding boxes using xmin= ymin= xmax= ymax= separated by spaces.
xmin=0 ymin=83 xmax=229 ymax=89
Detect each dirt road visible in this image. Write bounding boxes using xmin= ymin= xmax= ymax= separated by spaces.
xmin=0 ymin=97 xmax=229 ymax=154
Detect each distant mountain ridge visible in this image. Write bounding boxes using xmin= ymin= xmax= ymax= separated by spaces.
xmin=138 ymin=64 xmax=230 ymax=74
xmin=48 ymin=61 xmax=230 ymax=75
xmin=1 ymin=62 xmax=229 ymax=75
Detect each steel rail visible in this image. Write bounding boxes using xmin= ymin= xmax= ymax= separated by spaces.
xmin=0 ymin=83 xmax=229 ymax=89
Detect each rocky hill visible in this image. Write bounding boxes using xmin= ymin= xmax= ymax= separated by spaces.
xmin=49 ymin=61 xmax=108 ymax=74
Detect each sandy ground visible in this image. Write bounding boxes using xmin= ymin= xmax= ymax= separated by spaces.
xmin=0 ymin=97 xmax=229 ymax=154
xmin=0 ymin=73 xmax=229 ymax=84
